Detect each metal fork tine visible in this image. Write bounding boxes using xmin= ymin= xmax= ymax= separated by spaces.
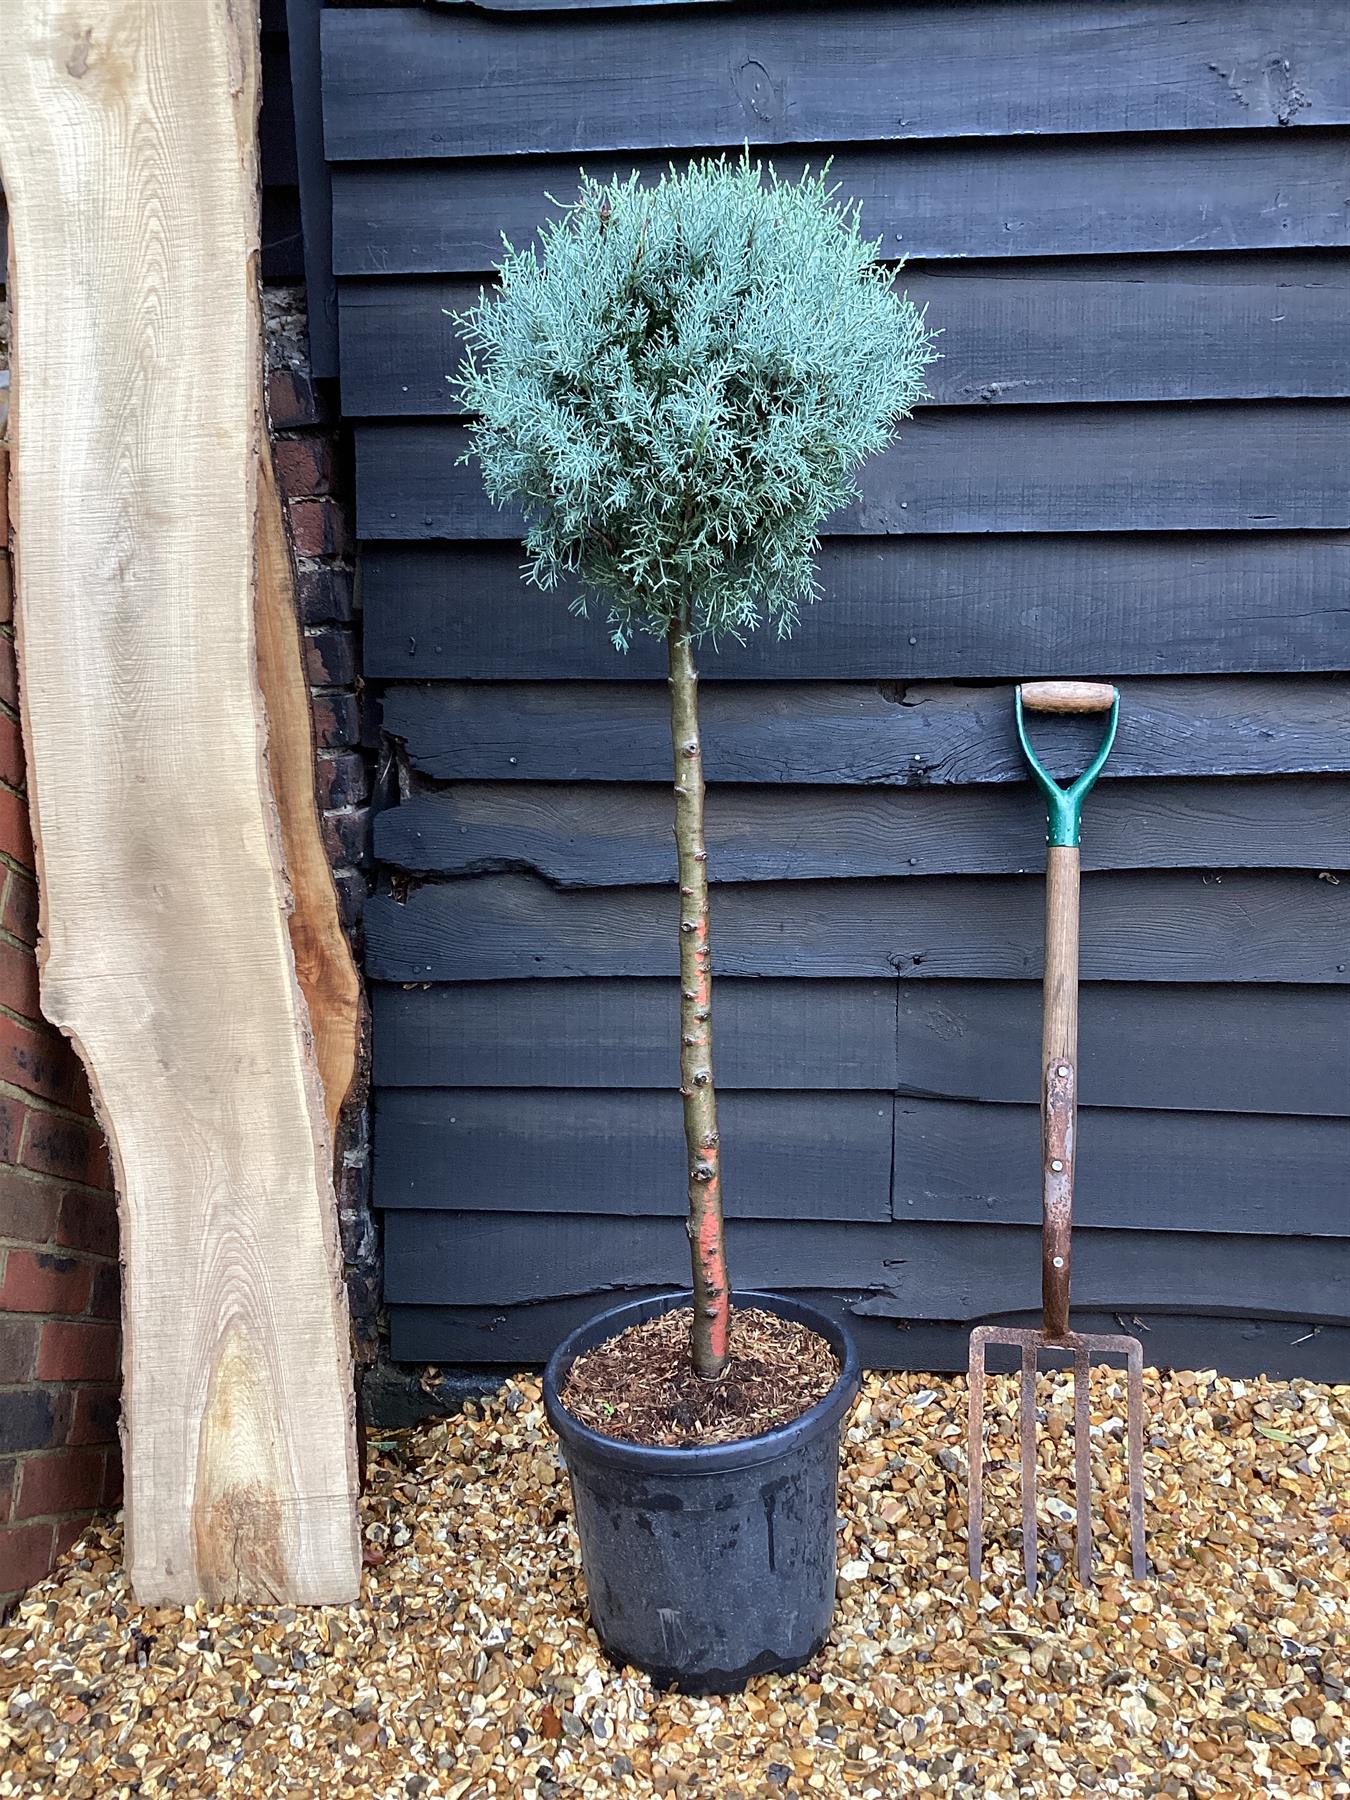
xmin=967 ymin=1330 xmax=986 ymax=1582
xmin=1073 ymin=1342 xmax=1093 ymax=1588
xmin=1020 ymin=1341 xmax=1039 ymax=1595
xmin=1126 ymin=1336 xmax=1147 ymax=1580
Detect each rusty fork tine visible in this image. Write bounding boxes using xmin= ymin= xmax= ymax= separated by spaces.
xmin=1073 ymin=1342 xmax=1093 ymax=1588
xmin=1126 ymin=1336 xmax=1147 ymax=1580
xmin=1020 ymin=1341 xmax=1039 ymax=1595
xmin=967 ymin=1330 xmax=986 ymax=1582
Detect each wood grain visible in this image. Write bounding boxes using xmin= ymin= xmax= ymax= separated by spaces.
xmin=0 ymin=0 xmax=359 ymax=1603
xmin=357 ymin=406 xmax=1350 ymax=539
xmin=331 ymin=136 xmax=1350 ymax=275
xmin=322 ymin=4 xmax=1350 ymax=160
xmin=366 ymin=869 xmax=1349 ymax=985
xmin=339 ymin=257 xmax=1350 ymax=417
xmin=255 ymin=442 xmax=361 ymax=1143
xmin=383 ymin=678 xmax=1350 ymax=785
xmin=374 ymin=776 xmax=1348 ymax=882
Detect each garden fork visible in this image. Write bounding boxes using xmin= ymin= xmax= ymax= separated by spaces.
xmin=967 ymin=680 xmax=1147 ymax=1593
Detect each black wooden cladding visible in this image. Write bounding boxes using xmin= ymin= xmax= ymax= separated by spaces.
xmin=366 ymin=870 xmax=1347 ymax=985
xmin=357 ymin=407 xmax=1350 ymax=540
xmin=384 ymin=1215 xmax=1350 ymax=1322
xmin=375 ymin=1092 xmax=1348 ymax=1237
xmin=328 ymin=1 xmax=1350 ymax=1373
xmin=390 ymin=1301 xmax=1350 ymax=1384
xmin=332 ymin=136 xmax=1350 ymax=276
xmin=372 ymin=980 xmax=1350 ymax=1118
xmin=339 ymin=257 xmax=1350 ymax=417
xmin=322 ymin=5 xmax=1350 ymax=161
xmin=375 ymin=777 xmax=1348 ymax=883
xmin=384 ymin=678 xmax=1350 ymax=784
xmin=372 ymin=978 xmax=898 ymax=1092
xmin=363 ymin=537 xmax=1350 ymax=680
xmin=374 ymin=1090 xmax=894 ymax=1220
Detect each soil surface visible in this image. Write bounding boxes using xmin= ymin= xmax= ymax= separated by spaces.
xmin=558 ymin=1304 xmax=839 ymax=1446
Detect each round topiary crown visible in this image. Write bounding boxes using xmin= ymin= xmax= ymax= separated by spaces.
xmin=456 ymin=155 xmax=936 ymax=649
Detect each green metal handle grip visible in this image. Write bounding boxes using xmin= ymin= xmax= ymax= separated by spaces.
xmin=1015 ymin=685 xmax=1119 ymax=848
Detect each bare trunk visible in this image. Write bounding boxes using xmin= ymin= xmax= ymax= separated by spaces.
xmin=668 ymin=611 xmax=730 ymax=1380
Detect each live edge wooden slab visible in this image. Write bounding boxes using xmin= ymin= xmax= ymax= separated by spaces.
xmin=0 ymin=0 xmax=360 ymax=1602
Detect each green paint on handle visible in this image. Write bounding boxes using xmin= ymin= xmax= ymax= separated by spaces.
xmin=1015 ymin=690 xmax=1119 ymax=848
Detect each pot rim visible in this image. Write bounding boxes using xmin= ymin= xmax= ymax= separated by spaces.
xmin=542 ymin=1289 xmax=861 ymax=1475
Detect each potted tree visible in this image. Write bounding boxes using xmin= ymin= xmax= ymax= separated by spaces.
xmin=456 ymin=156 xmax=933 ymax=1691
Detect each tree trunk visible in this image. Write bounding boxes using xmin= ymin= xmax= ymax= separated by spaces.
xmin=668 ymin=613 xmax=731 ymax=1379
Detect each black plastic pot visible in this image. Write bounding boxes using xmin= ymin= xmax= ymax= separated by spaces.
xmin=543 ymin=1291 xmax=861 ymax=1693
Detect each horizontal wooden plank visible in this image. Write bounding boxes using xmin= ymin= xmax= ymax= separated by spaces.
xmin=383 ymin=677 xmax=1350 ymax=785
xmin=362 ymin=536 xmax=1350 ymax=680
xmin=373 ymin=1091 xmax=1347 ymax=1235
xmin=371 ymin=978 xmax=898 ymax=1090
xmin=389 ymin=1296 xmax=1350 ymax=1380
xmin=356 ymin=406 xmax=1350 ymax=539
xmin=890 ymin=1101 xmax=1348 ymax=1237
xmin=383 ymin=1214 xmax=1350 ymax=1321
xmin=896 ymin=982 xmax=1350 ymax=1118
xmin=365 ymin=869 xmax=1349 ymax=984
xmin=375 ymin=776 xmax=1348 ymax=883
xmin=371 ymin=978 xmax=1350 ymax=1117
xmin=331 ymin=136 xmax=1350 ymax=275
xmin=322 ymin=5 xmax=1350 ymax=161
xmin=373 ymin=1089 xmax=893 ymax=1220
xmin=338 ymin=256 xmax=1350 ymax=417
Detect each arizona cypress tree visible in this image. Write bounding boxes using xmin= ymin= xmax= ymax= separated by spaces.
xmin=457 ymin=157 xmax=934 ymax=1381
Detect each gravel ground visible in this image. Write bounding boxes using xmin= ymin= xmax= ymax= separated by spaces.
xmin=1 ymin=1365 xmax=1347 ymax=1799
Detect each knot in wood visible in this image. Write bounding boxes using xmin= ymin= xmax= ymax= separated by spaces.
xmin=680 ymin=920 xmax=696 ymax=934
xmin=681 ymin=1033 xmax=698 ymax=1047
xmin=691 ymin=1162 xmax=716 ymax=1183
xmin=700 ymin=1131 xmax=720 ymax=1149
xmin=694 ymin=1008 xmax=710 ymax=1022
xmin=680 ymin=885 xmax=694 ymax=897
xmin=681 ymin=740 xmax=700 ymax=757
xmin=692 ymin=1068 xmax=711 ymax=1086
xmin=692 ymin=850 xmax=708 ymax=863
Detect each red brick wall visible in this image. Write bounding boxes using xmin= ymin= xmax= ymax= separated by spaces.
xmin=0 ymin=453 xmax=123 ymax=1612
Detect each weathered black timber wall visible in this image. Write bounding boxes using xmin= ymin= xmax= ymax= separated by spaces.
xmin=322 ymin=0 xmax=1350 ymax=1379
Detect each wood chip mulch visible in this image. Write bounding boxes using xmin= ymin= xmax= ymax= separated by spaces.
xmin=1 ymin=1365 xmax=1347 ymax=1799
xmin=559 ymin=1305 xmax=839 ymax=1446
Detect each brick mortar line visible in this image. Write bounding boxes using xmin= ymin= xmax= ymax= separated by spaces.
xmin=0 ymin=1165 xmax=113 ymax=1204
xmin=0 ymin=1077 xmax=102 ymax=1131
xmin=0 ymin=1234 xmax=117 ymax=1263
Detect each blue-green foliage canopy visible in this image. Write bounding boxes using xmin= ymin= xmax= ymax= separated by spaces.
xmin=455 ymin=157 xmax=936 ymax=649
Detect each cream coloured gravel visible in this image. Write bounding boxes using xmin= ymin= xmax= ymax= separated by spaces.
xmin=1 ymin=1365 xmax=1346 ymax=1798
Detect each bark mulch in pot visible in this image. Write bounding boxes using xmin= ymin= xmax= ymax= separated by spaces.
xmin=559 ymin=1305 xmax=839 ymax=1446
xmin=0 ymin=1366 xmax=1346 ymax=1799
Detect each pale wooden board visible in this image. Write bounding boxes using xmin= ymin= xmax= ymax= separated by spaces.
xmin=0 ymin=0 xmax=359 ymax=1603
xmin=255 ymin=442 xmax=361 ymax=1143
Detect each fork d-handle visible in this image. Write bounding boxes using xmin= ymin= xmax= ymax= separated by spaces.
xmin=1017 ymin=681 xmax=1120 ymax=1341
